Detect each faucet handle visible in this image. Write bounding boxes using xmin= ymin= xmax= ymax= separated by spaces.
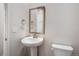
xmin=30 ymin=32 xmax=40 ymax=38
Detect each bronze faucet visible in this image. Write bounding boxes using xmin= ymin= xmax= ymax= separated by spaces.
xmin=31 ymin=32 xmax=40 ymax=38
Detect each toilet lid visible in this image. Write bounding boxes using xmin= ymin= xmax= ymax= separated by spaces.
xmin=52 ymin=44 xmax=73 ymax=51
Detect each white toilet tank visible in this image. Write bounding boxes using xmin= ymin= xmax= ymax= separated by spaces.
xmin=51 ymin=44 xmax=73 ymax=56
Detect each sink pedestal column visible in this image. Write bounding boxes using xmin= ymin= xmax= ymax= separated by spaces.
xmin=30 ymin=47 xmax=37 ymax=56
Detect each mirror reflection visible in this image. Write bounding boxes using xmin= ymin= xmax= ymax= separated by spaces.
xmin=29 ymin=6 xmax=45 ymax=34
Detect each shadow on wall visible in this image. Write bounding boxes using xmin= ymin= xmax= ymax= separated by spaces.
xmin=20 ymin=47 xmax=31 ymax=56
xmin=0 ymin=32 xmax=3 ymax=56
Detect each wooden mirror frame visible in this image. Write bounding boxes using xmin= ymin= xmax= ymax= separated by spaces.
xmin=29 ymin=6 xmax=45 ymax=34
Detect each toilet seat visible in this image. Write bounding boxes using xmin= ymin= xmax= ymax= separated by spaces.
xmin=52 ymin=44 xmax=73 ymax=51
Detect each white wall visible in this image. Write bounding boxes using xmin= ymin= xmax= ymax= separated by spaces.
xmin=39 ymin=3 xmax=79 ymax=56
xmin=0 ymin=3 xmax=5 ymax=56
xmin=7 ymin=3 xmax=79 ymax=56
xmin=7 ymin=3 xmax=29 ymax=56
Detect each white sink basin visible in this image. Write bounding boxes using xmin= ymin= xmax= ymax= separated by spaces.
xmin=21 ymin=36 xmax=43 ymax=47
xmin=21 ymin=36 xmax=43 ymax=56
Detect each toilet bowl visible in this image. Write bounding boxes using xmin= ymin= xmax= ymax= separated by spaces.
xmin=51 ymin=44 xmax=73 ymax=56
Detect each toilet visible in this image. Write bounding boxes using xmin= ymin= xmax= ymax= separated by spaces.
xmin=51 ymin=44 xmax=73 ymax=56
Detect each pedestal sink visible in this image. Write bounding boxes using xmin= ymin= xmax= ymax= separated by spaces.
xmin=21 ymin=36 xmax=43 ymax=56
